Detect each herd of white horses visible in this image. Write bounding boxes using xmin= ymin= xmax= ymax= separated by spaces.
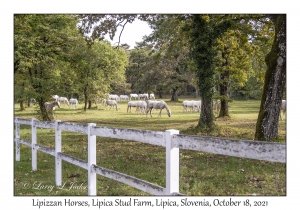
xmin=37 ymin=93 xmax=286 ymax=120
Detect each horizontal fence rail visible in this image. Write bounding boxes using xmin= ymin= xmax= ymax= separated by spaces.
xmin=92 ymin=165 xmax=166 ymax=196
xmin=14 ymin=117 xmax=286 ymax=196
xmin=174 ymin=134 xmax=286 ymax=163
xmin=59 ymin=152 xmax=89 ymax=170
xmin=58 ymin=122 xmax=89 ymax=134
xmin=91 ymin=126 xmax=165 ymax=146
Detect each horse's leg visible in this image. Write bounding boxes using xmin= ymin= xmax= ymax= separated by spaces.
xmin=159 ymin=108 xmax=162 ymax=117
xmin=145 ymin=107 xmax=149 ymax=117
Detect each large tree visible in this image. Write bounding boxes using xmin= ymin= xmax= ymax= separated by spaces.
xmin=70 ymin=39 xmax=128 ymax=111
xmin=255 ymin=14 xmax=286 ymax=141
xmin=189 ymin=15 xmax=231 ymax=129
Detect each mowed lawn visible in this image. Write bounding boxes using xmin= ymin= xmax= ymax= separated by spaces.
xmin=13 ymin=99 xmax=286 ymax=196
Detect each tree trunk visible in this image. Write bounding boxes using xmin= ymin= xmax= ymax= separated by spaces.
xmin=218 ymin=69 xmax=230 ymax=117
xmin=88 ymin=100 xmax=92 ymax=109
xmin=255 ymin=14 xmax=286 ymax=141
xmin=157 ymin=88 xmax=163 ymax=98
xmin=19 ymin=100 xmax=25 ymax=111
xmin=83 ymin=86 xmax=88 ymax=111
xmin=39 ymin=98 xmax=51 ymax=121
xmin=199 ymin=96 xmax=214 ymax=128
xmin=171 ymin=88 xmax=178 ymax=101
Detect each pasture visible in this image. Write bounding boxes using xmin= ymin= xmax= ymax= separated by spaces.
xmin=14 ymin=99 xmax=286 ymax=196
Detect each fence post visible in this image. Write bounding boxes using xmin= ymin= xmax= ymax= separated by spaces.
xmin=88 ymin=123 xmax=96 ymax=195
xmin=31 ymin=118 xmax=37 ymax=171
xmin=165 ymin=129 xmax=180 ymax=195
xmin=55 ymin=120 xmax=62 ymax=186
xmin=15 ymin=117 xmax=20 ymax=161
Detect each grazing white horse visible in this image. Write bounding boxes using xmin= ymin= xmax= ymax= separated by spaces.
xmin=58 ymin=97 xmax=69 ymax=106
xmin=193 ymin=100 xmax=201 ymax=112
xmin=129 ymin=94 xmax=138 ymax=100
xmin=182 ymin=100 xmax=201 ymax=112
xmin=146 ymin=100 xmax=171 ymax=117
xmin=45 ymin=101 xmax=60 ymax=119
xmin=138 ymin=93 xmax=149 ymax=100
xmin=136 ymin=100 xmax=147 ymax=114
xmin=182 ymin=100 xmax=193 ymax=112
xmin=120 ymin=95 xmax=130 ymax=102
xmin=108 ymin=94 xmax=120 ymax=102
xmin=69 ymin=98 xmax=78 ymax=109
xmin=149 ymin=93 xmax=155 ymax=99
xmin=105 ymin=100 xmax=118 ymax=111
xmin=127 ymin=101 xmax=138 ymax=113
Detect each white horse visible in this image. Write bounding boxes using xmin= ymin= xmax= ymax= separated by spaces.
xmin=138 ymin=93 xmax=149 ymax=100
xmin=45 ymin=101 xmax=60 ymax=119
xmin=136 ymin=100 xmax=147 ymax=114
xmin=52 ymin=95 xmax=59 ymax=101
xmin=69 ymin=98 xmax=78 ymax=109
xmin=183 ymin=100 xmax=193 ymax=112
xmin=149 ymin=93 xmax=155 ymax=99
xmin=193 ymin=100 xmax=201 ymax=112
xmin=108 ymin=94 xmax=120 ymax=102
xmin=129 ymin=93 xmax=138 ymax=100
xmin=105 ymin=100 xmax=118 ymax=111
xmin=182 ymin=100 xmax=201 ymax=112
xmin=120 ymin=95 xmax=130 ymax=102
xmin=58 ymin=97 xmax=69 ymax=106
xmin=127 ymin=101 xmax=138 ymax=113
xmin=146 ymin=100 xmax=171 ymax=117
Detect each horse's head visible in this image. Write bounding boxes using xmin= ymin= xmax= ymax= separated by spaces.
xmin=167 ymin=109 xmax=171 ymax=117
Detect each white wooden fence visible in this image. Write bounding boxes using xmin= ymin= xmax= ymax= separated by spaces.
xmin=14 ymin=117 xmax=286 ymax=196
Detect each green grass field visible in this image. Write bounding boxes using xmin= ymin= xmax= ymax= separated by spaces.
xmin=13 ymin=99 xmax=286 ymax=196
